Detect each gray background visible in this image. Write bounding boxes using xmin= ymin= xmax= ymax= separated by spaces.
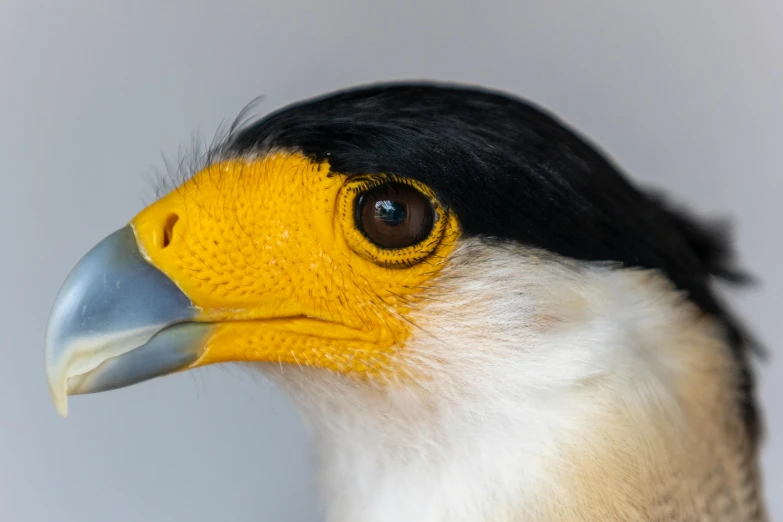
xmin=1 ymin=1 xmax=780 ymax=520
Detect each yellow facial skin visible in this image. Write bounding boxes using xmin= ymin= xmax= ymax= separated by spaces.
xmin=131 ymin=153 xmax=461 ymax=377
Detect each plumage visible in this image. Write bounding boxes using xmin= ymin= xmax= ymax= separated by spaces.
xmin=225 ymin=83 xmax=759 ymax=437
xmin=45 ymin=82 xmax=766 ymax=521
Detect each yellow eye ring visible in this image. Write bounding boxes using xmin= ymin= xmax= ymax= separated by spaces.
xmin=338 ymin=174 xmax=450 ymax=268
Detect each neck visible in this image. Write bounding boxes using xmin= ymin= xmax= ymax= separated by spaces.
xmin=267 ymin=241 xmax=765 ymax=521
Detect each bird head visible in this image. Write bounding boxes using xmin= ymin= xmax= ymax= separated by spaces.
xmin=44 ymin=83 xmax=763 ymax=520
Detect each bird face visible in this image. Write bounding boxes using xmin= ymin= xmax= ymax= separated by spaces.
xmin=132 ymin=154 xmax=460 ymax=374
xmin=45 ymin=151 xmax=461 ymax=415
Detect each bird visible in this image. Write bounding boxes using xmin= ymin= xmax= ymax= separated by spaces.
xmin=45 ymin=82 xmax=767 ymax=521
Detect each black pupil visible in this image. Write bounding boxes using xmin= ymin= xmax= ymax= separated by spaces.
xmin=374 ymin=200 xmax=407 ymax=226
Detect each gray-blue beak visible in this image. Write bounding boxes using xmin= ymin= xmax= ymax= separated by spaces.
xmin=44 ymin=226 xmax=210 ymax=416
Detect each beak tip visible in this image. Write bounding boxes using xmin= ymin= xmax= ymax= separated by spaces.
xmin=45 ymin=365 xmax=69 ymax=418
xmin=54 ymin=397 xmax=69 ymax=418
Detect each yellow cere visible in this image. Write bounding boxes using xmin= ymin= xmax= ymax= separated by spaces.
xmin=131 ymin=153 xmax=461 ymax=376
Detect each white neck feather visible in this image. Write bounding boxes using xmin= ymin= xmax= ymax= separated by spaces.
xmin=266 ymin=239 xmax=740 ymax=522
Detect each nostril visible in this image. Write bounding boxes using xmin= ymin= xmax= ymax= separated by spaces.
xmin=162 ymin=213 xmax=179 ymax=248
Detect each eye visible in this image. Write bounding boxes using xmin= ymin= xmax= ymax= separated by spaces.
xmin=355 ymin=182 xmax=435 ymax=249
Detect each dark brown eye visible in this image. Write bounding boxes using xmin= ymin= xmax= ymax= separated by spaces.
xmin=355 ymin=182 xmax=435 ymax=249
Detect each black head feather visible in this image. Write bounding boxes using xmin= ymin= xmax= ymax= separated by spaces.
xmin=223 ymin=82 xmax=760 ymax=442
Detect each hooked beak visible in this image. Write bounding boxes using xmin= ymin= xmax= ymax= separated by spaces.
xmin=44 ymin=226 xmax=211 ymax=417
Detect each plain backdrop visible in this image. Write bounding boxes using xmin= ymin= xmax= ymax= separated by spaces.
xmin=1 ymin=2 xmax=780 ymax=520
